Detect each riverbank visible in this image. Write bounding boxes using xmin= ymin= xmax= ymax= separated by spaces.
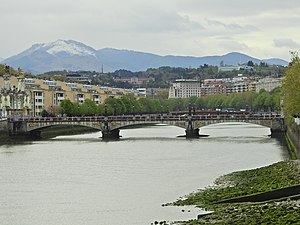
xmin=286 ymin=124 xmax=300 ymax=159
xmin=171 ymin=160 xmax=300 ymax=224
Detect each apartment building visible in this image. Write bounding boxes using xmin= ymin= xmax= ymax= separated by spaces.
xmin=113 ymin=77 xmax=155 ymax=85
xmin=255 ymin=77 xmax=282 ymax=92
xmin=168 ymin=76 xmax=282 ymax=98
xmin=229 ymin=82 xmax=249 ymax=93
xmin=200 ymin=80 xmax=227 ymax=96
xmin=0 ymin=74 xmax=137 ymax=117
xmin=168 ymin=79 xmax=201 ymax=98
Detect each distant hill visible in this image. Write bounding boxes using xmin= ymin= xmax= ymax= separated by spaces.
xmin=0 ymin=57 xmax=3 ymax=63
xmin=2 ymin=39 xmax=289 ymax=74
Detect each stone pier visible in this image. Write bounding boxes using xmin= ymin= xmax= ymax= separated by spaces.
xmin=270 ymin=118 xmax=286 ymax=138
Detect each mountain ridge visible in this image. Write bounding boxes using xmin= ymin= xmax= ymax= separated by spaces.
xmin=2 ymin=40 xmax=289 ymax=74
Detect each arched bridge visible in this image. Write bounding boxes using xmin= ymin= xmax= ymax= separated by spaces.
xmin=6 ymin=112 xmax=285 ymax=139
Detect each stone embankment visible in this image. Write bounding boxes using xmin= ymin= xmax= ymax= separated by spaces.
xmin=287 ymin=125 xmax=300 ymax=158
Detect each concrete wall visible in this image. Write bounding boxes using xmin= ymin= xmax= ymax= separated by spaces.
xmin=287 ymin=126 xmax=300 ymax=158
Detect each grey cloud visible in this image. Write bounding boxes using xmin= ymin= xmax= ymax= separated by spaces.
xmin=206 ymin=19 xmax=259 ymax=33
xmin=65 ymin=6 xmax=204 ymax=34
xmin=127 ymin=12 xmax=204 ymax=33
xmin=198 ymin=19 xmax=260 ymax=39
xmin=1 ymin=0 xmax=80 ymax=15
xmin=217 ymin=39 xmax=249 ymax=52
xmin=177 ymin=0 xmax=300 ymax=17
xmin=273 ymin=39 xmax=300 ymax=49
xmin=0 ymin=0 xmax=297 ymax=61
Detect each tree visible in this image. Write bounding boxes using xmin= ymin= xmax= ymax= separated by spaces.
xmin=282 ymin=52 xmax=300 ymax=116
xmin=247 ymin=61 xmax=254 ymax=67
xmin=60 ymin=99 xmax=75 ymax=116
xmin=80 ymin=99 xmax=98 ymax=115
xmin=270 ymin=87 xmax=281 ymax=111
xmin=253 ymin=90 xmax=268 ymax=111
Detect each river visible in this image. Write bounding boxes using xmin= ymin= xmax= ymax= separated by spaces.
xmin=0 ymin=122 xmax=289 ymax=225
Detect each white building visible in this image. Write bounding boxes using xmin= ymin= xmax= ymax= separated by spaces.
xmin=255 ymin=77 xmax=282 ymax=92
xmin=137 ymin=88 xmax=147 ymax=97
xmin=32 ymin=91 xmax=44 ymax=117
xmin=0 ymin=75 xmax=32 ymax=117
xmin=169 ymin=79 xmax=201 ymax=98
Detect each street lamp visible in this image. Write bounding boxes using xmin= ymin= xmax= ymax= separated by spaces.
xmin=104 ymin=103 xmax=108 ymax=116
xmin=188 ymin=103 xmax=192 ymax=116
xmin=113 ymin=103 xmax=118 ymax=116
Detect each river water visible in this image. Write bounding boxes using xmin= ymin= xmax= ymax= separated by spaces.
xmin=0 ymin=122 xmax=289 ymax=225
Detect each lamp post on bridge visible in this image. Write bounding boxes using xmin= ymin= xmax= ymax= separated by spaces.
xmin=104 ymin=103 xmax=108 ymax=117
xmin=113 ymin=104 xmax=118 ymax=116
xmin=188 ymin=103 xmax=196 ymax=116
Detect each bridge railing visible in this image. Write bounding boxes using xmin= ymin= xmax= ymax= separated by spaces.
xmin=7 ymin=113 xmax=282 ymax=123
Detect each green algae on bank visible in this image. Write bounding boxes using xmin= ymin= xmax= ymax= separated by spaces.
xmin=172 ymin=160 xmax=300 ymax=225
xmin=181 ymin=200 xmax=300 ymax=225
xmin=175 ymin=160 xmax=300 ymax=208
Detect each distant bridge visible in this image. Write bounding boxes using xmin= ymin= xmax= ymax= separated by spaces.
xmin=4 ymin=112 xmax=285 ymax=139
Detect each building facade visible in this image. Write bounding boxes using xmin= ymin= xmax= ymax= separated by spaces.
xmin=0 ymin=75 xmax=31 ymax=117
xmin=168 ymin=79 xmax=201 ymax=98
xmin=0 ymin=74 xmax=139 ymax=117
xmin=168 ymin=76 xmax=282 ymax=98
xmin=255 ymin=77 xmax=282 ymax=92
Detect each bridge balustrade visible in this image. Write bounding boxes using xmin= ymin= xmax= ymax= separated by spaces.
xmin=7 ymin=112 xmax=281 ymax=124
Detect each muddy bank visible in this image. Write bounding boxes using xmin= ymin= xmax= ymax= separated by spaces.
xmin=172 ymin=160 xmax=300 ymax=225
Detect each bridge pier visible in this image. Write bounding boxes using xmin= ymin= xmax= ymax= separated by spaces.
xmin=101 ymin=129 xmax=120 ymax=140
xmin=185 ymin=128 xmax=200 ymax=138
xmin=101 ymin=119 xmax=121 ymax=140
xmin=270 ymin=118 xmax=286 ymax=138
xmin=7 ymin=120 xmax=42 ymax=139
xmin=7 ymin=120 xmax=27 ymax=136
xmin=184 ymin=115 xmax=201 ymax=138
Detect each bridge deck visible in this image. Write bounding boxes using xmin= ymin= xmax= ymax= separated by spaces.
xmin=9 ymin=113 xmax=281 ymax=123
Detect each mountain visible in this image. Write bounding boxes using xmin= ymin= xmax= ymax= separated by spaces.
xmin=0 ymin=57 xmax=3 ymax=63
xmin=2 ymin=40 xmax=289 ymax=74
xmin=2 ymin=40 xmax=102 ymax=74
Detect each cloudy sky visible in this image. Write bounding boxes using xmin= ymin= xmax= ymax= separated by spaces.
xmin=1 ymin=0 xmax=300 ymax=61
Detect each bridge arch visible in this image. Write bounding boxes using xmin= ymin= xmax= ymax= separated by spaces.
xmin=27 ymin=123 xmax=102 ymax=132
xmin=6 ymin=114 xmax=285 ymax=139
xmin=192 ymin=119 xmax=273 ymax=130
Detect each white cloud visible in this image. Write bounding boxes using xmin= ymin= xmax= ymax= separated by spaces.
xmin=0 ymin=0 xmax=300 ymax=61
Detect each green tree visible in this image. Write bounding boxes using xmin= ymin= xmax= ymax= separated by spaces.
xmin=270 ymin=87 xmax=281 ymax=111
xmin=247 ymin=60 xmax=254 ymax=67
xmin=80 ymin=99 xmax=98 ymax=115
xmin=60 ymin=99 xmax=75 ymax=116
xmin=282 ymin=52 xmax=300 ymax=116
